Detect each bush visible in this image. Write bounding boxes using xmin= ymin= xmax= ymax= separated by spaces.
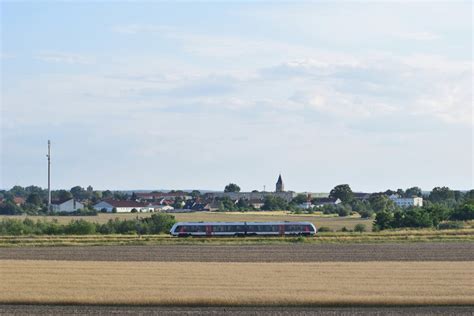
xmin=438 ymin=221 xmax=464 ymax=230
xmin=131 ymin=208 xmax=138 ymax=213
xmin=0 ymin=201 xmax=23 ymax=215
xmin=450 ymin=203 xmax=474 ymax=221
xmin=374 ymin=211 xmax=394 ymax=230
xmin=65 ymin=220 xmax=97 ymax=235
xmin=317 ymin=226 xmax=332 ymax=232
xmin=340 ymin=226 xmax=349 ymax=232
xmin=354 ymin=224 xmax=366 ymax=233
xmin=359 ymin=209 xmax=374 ymax=219
xmin=142 ymin=213 xmax=176 ymax=234
xmin=337 ymin=208 xmax=350 ymax=217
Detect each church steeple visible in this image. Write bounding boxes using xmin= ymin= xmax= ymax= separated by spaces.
xmin=275 ymin=174 xmax=284 ymax=192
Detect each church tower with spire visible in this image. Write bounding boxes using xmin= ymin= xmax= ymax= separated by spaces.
xmin=275 ymin=174 xmax=285 ymax=192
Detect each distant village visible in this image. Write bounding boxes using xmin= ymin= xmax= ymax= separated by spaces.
xmin=1 ymin=174 xmax=428 ymax=215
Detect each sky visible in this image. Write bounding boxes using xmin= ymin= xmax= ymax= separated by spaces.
xmin=1 ymin=1 xmax=472 ymax=193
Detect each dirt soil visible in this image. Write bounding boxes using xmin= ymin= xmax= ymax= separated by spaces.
xmin=0 ymin=305 xmax=473 ymax=316
xmin=1 ymin=242 xmax=473 ymax=262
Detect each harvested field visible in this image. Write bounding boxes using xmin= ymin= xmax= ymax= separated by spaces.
xmin=1 ymin=305 xmax=473 ymax=316
xmin=1 ymin=243 xmax=474 ymax=262
xmin=0 ymin=260 xmax=473 ymax=306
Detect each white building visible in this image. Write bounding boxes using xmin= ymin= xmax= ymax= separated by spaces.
xmin=52 ymin=199 xmax=84 ymax=213
xmin=312 ymin=198 xmax=342 ymax=208
xmin=150 ymin=204 xmax=174 ymax=212
xmin=93 ymin=199 xmax=152 ymax=213
xmin=389 ymin=195 xmax=423 ymax=207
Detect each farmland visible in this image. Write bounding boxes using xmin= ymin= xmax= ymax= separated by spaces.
xmin=1 ymin=243 xmax=473 ymax=262
xmin=1 ymin=305 xmax=473 ymax=315
xmin=1 ymin=260 xmax=473 ymax=306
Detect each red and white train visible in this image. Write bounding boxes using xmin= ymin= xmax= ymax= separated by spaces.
xmin=169 ymin=221 xmax=317 ymax=237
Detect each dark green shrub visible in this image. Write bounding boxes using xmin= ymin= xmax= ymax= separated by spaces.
xmin=65 ymin=220 xmax=97 ymax=235
xmin=438 ymin=221 xmax=464 ymax=230
xmin=450 ymin=203 xmax=474 ymax=221
xmin=317 ymin=226 xmax=332 ymax=232
xmin=359 ymin=209 xmax=374 ymax=219
xmin=354 ymin=224 xmax=366 ymax=233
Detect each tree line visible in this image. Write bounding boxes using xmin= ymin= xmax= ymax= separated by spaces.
xmin=0 ymin=213 xmax=176 ymax=236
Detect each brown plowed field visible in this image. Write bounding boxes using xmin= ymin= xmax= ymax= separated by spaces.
xmin=0 ymin=305 xmax=472 ymax=316
xmin=1 ymin=243 xmax=473 ymax=262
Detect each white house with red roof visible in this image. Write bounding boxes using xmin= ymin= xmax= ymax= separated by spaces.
xmin=93 ymin=199 xmax=152 ymax=213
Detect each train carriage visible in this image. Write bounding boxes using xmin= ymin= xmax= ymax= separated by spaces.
xmin=169 ymin=221 xmax=317 ymax=237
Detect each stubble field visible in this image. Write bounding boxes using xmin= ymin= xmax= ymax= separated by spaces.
xmin=1 ymin=260 xmax=473 ymax=306
xmin=0 ymin=242 xmax=473 ymax=314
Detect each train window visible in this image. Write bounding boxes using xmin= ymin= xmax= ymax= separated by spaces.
xmin=175 ymin=226 xmax=182 ymax=232
xmin=212 ymin=225 xmax=225 ymax=232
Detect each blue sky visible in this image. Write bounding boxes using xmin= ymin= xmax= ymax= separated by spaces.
xmin=1 ymin=1 xmax=472 ymax=192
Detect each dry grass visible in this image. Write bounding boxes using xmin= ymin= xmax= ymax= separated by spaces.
xmin=0 ymin=228 xmax=473 ymax=247
xmin=0 ymin=260 xmax=472 ymax=306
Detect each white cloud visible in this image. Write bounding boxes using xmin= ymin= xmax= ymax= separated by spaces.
xmin=35 ymin=51 xmax=95 ymax=65
xmin=393 ymin=31 xmax=439 ymax=41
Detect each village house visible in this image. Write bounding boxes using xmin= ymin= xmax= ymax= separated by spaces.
xmin=51 ymin=199 xmax=84 ymax=213
xmin=389 ymin=194 xmax=423 ymax=207
xmin=13 ymin=197 xmax=26 ymax=206
xmin=93 ymin=199 xmax=152 ymax=213
xmin=312 ymin=197 xmax=342 ymax=208
xmin=248 ymin=199 xmax=265 ymax=209
xmin=135 ymin=192 xmax=192 ymax=202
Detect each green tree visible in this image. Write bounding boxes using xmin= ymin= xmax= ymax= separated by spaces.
xmin=55 ymin=190 xmax=73 ymax=201
xmin=329 ymin=184 xmax=354 ymax=203
xmin=236 ymin=198 xmax=250 ymax=210
xmin=190 ymin=190 xmax=201 ymax=198
xmin=26 ymin=193 xmax=42 ymax=206
xmin=358 ymin=209 xmax=374 ymax=219
xmin=172 ymin=197 xmax=185 ymax=209
xmin=70 ymin=186 xmax=86 ymax=200
xmin=405 ymin=186 xmax=422 ymax=197
xmin=218 ymin=197 xmax=236 ymax=211
xmin=423 ymin=204 xmax=450 ymax=226
xmin=393 ymin=209 xmax=433 ymax=228
xmin=261 ymin=196 xmax=288 ymax=211
xmin=0 ymin=201 xmax=22 ymax=215
xmin=368 ymin=194 xmax=395 ymax=213
xmin=143 ymin=213 xmax=176 ymax=234
xmin=292 ymin=194 xmax=309 ymax=205
xmin=9 ymin=185 xmax=27 ymax=197
xmin=429 ymin=186 xmax=455 ymax=203
xmin=374 ymin=211 xmax=394 ymax=230
xmin=113 ymin=191 xmax=128 ymax=200
xmin=224 ymin=183 xmax=241 ymax=193
xmin=102 ymin=190 xmax=113 ymax=199
xmin=336 ymin=204 xmax=351 ymax=217
xmin=464 ymin=190 xmax=474 ymax=202
xmin=450 ymin=202 xmax=474 ymax=221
